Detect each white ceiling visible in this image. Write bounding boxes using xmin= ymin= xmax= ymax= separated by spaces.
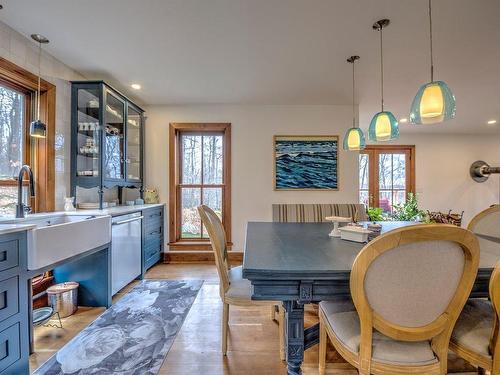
xmin=1 ymin=0 xmax=499 ymax=134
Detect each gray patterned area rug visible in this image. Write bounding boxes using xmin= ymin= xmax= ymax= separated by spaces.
xmin=34 ymin=279 xmax=203 ymax=375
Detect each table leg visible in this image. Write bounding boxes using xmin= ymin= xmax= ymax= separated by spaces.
xmin=283 ymin=300 xmax=304 ymax=375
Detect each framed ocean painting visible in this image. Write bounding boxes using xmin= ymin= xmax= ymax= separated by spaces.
xmin=274 ymin=135 xmax=339 ymax=190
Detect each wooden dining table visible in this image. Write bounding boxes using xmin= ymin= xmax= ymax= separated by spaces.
xmin=242 ymin=221 xmax=500 ymax=375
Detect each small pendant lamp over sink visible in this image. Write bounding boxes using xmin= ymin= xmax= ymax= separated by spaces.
xmin=409 ymin=0 xmax=456 ymax=124
xmin=343 ymin=55 xmax=365 ymax=151
xmin=30 ymin=34 xmax=49 ymax=138
xmin=368 ymin=19 xmax=399 ymax=142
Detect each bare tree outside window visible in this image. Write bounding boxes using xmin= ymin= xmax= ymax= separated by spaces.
xmin=0 ymin=85 xmax=25 ymax=216
xmin=180 ymin=134 xmax=223 ymax=238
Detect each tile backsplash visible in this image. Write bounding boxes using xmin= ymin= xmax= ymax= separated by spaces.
xmin=0 ymin=20 xmax=86 ymax=211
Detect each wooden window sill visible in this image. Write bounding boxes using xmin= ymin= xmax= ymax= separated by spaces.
xmin=168 ymin=241 xmax=233 ymax=251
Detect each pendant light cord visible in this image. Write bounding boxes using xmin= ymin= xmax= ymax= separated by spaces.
xmin=37 ymin=41 xmax=41 ymax=120
xmin=352 ymin=59 xmax=356 ymax=128
xmin=379 ymin=26 xmax=384 ymax=112
xmin=429 ymin=0 xmax=434 ymax=82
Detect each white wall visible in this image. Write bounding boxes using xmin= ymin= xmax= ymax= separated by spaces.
xmin=145 ymin=105 xmax=358 ymax=250
xmin=0 ymin=21 xmax=85 ymax=210
xmin=146 ymin=105 xmax=500 ymax=251
xmin=387 ymin=134 xmax=500 ymax=225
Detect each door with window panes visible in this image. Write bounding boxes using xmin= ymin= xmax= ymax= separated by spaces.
xmin=359 ymin=146 xmax=415 ymax=213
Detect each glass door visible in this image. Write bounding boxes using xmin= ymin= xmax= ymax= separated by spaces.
xmin=359 ymin=146 xmax=415 ymax=213
xmin=125 ymin=105 xmax=142 ymax=182
xmin=103 ymin=91 xmax=125 ymax=180
xmin=76 ymin=87 xmax=100 ymax=179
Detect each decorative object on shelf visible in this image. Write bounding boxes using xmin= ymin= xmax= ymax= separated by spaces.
xmin=343 ymin=55 xmax=365 ymax=151
xmin=135 ymin=198 xmax=144 ymax=205
xmin=125 ymin=200 xmax=135 ymax=206
xmin=339 ymin=226 xmax=372 ymax=243
xmin=274 ymin=135 xmax=339 ymax=190
xmin=368 ymin=19 xmax=399 ymax=142
xmin=30 ymin=34 xmax=50 ymax=139
xmin=144 ymin=188 xmax=160 ymax=204
xmin=325 ymin=216 xmax=352 ymax=237
xmin=410 ymin=0 xmax=456 ymax=125
xmin=470 ymin=160 xmax=500 ymax=182
xmin=64 ymin=197 xmax=76 ymax=212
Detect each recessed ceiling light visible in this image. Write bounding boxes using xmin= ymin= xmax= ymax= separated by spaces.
xmin=131 ymin=84 xmax=141 ymax=90
xmin=487 ymin=119 xmax=497 ymax=125
xmin=399 ymin=118 xmax=408 ymax=123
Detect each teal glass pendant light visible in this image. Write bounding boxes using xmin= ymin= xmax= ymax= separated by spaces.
xmin=343 ymin=56 xmax=366 ymax=151
xmin=410 ymin=0 xmax=456 ymax=125
xmin=368 ymin=19 xmax=399 ymax=142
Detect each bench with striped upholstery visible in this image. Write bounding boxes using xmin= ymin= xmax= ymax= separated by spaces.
xmin=272 ymin=203 xmax=368 ymax=223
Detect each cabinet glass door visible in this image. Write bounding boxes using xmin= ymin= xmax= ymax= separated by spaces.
xmin=76 ymin=87 xmax=100 ymax=178
xmin=126 ymin=106 xmax=141 ymax=181
xmin=104 ymin=92 xmax=125 ymax=180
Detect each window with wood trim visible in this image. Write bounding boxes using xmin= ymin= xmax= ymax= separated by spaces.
xmin=0 ymin=57 xmax=56 ymax=215
xmin=169 ymin=123 xmax=231 ymax=250
xmin=359 ymin=145 xmax=415 ymax=213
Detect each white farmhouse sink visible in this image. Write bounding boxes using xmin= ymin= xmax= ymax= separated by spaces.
xmin=2 ymin=214 xmax=111 ymax=270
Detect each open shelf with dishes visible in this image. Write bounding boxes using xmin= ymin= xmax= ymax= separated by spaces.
xmin=71 ymin=81 xmax=145 ymax=209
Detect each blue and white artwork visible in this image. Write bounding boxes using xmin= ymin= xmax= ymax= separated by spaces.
xmin=274 ymin=136 xmax=339 ymax=190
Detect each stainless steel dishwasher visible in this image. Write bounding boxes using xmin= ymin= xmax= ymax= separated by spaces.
xmin=111 ymin=212 xmax=143 ymax=295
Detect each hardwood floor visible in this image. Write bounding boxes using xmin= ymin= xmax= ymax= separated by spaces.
xmin=29 ymin=263 xmax=477 ymax=374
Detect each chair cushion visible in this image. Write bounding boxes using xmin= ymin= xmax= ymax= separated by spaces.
xmin=320 ymin=301 xmax=438 ymax=366
xmin=451 ymin=299 xmax=494 ymax=359
xmin=225 ymin=266 xmax=253 ymax=300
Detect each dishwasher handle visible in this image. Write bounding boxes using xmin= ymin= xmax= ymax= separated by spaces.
xmin=112 ymin=216 xmax=144 ymax=226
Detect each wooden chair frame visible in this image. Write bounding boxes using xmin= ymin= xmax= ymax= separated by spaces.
xmin=447 ymin=206 xmax=500 ymax=374
xmin=319 ymin=224 xmax=480 ymax=375
xmin=198 ymin=205 xmax=285 ymax=359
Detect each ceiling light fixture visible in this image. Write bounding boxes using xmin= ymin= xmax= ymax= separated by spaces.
xmin=368 ymin=19 xmax=399 ymax=142
xmin=409 ymin=0 xmax=456 ymax=125
xmin=487 ymin=120 xmax=497 ymax=125
xmin=131 ymin=84 xmax=141 ymax=90
xmin=343 ymin=55 xmax=365 ymax=151
xmin=30 ymin=34 xmax=49 ymax=138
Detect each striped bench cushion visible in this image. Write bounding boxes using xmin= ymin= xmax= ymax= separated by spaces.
xmin=272 ymin=203 xmax=368 ymax=223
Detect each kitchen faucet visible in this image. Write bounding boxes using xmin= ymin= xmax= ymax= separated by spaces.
xmin=15 ymin=165 xmax=35 ymax=218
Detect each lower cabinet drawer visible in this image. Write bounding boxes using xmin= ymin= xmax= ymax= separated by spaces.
xmin=0 ymin=240 xmax=19 ymax=273
xmin=0 ymin=278 xmax=18 ymax=323
xmin=0 ymin=323 xmax=20 ymax=373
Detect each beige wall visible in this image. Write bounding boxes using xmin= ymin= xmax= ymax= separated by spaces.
xmin=0 ymin=21 xmax=85 ymax=210
xmin=145 ymin=105 xmax=358 ymax=250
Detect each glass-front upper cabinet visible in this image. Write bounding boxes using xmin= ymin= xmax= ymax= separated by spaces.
xmin=75 ymin=86 xmax=101 ymax=179
xmin=104 ymin=90 xmax=125 ymax=180
xmin=125 ymin=104 xmax=142 ymax=182
xmin=71 ymin=81 xmax=145 ymax=206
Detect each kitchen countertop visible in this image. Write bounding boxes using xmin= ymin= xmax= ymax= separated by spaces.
xmin=0 ymin=223 xmax=36 ymax=235
xmin=74 ymin=203 xmax=165 ymax=217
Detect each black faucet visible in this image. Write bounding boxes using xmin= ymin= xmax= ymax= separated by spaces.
xmin=15 ymin=165 xmax=35 ymax=218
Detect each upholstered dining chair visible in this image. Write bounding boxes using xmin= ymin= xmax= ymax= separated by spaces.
xmin=447 ymin=205 xmax=500 ymax=374
xmin=318 ymin=224 xmax=480 ymax=375
xmin=197 ymin=205 xmax=285 ymax=360
xmin=450 ymin=260 xmax=500 ymax=374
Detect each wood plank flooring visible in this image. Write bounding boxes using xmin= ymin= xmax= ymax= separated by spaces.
xmin=30 ymin=263 xmax=478 ymax=375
